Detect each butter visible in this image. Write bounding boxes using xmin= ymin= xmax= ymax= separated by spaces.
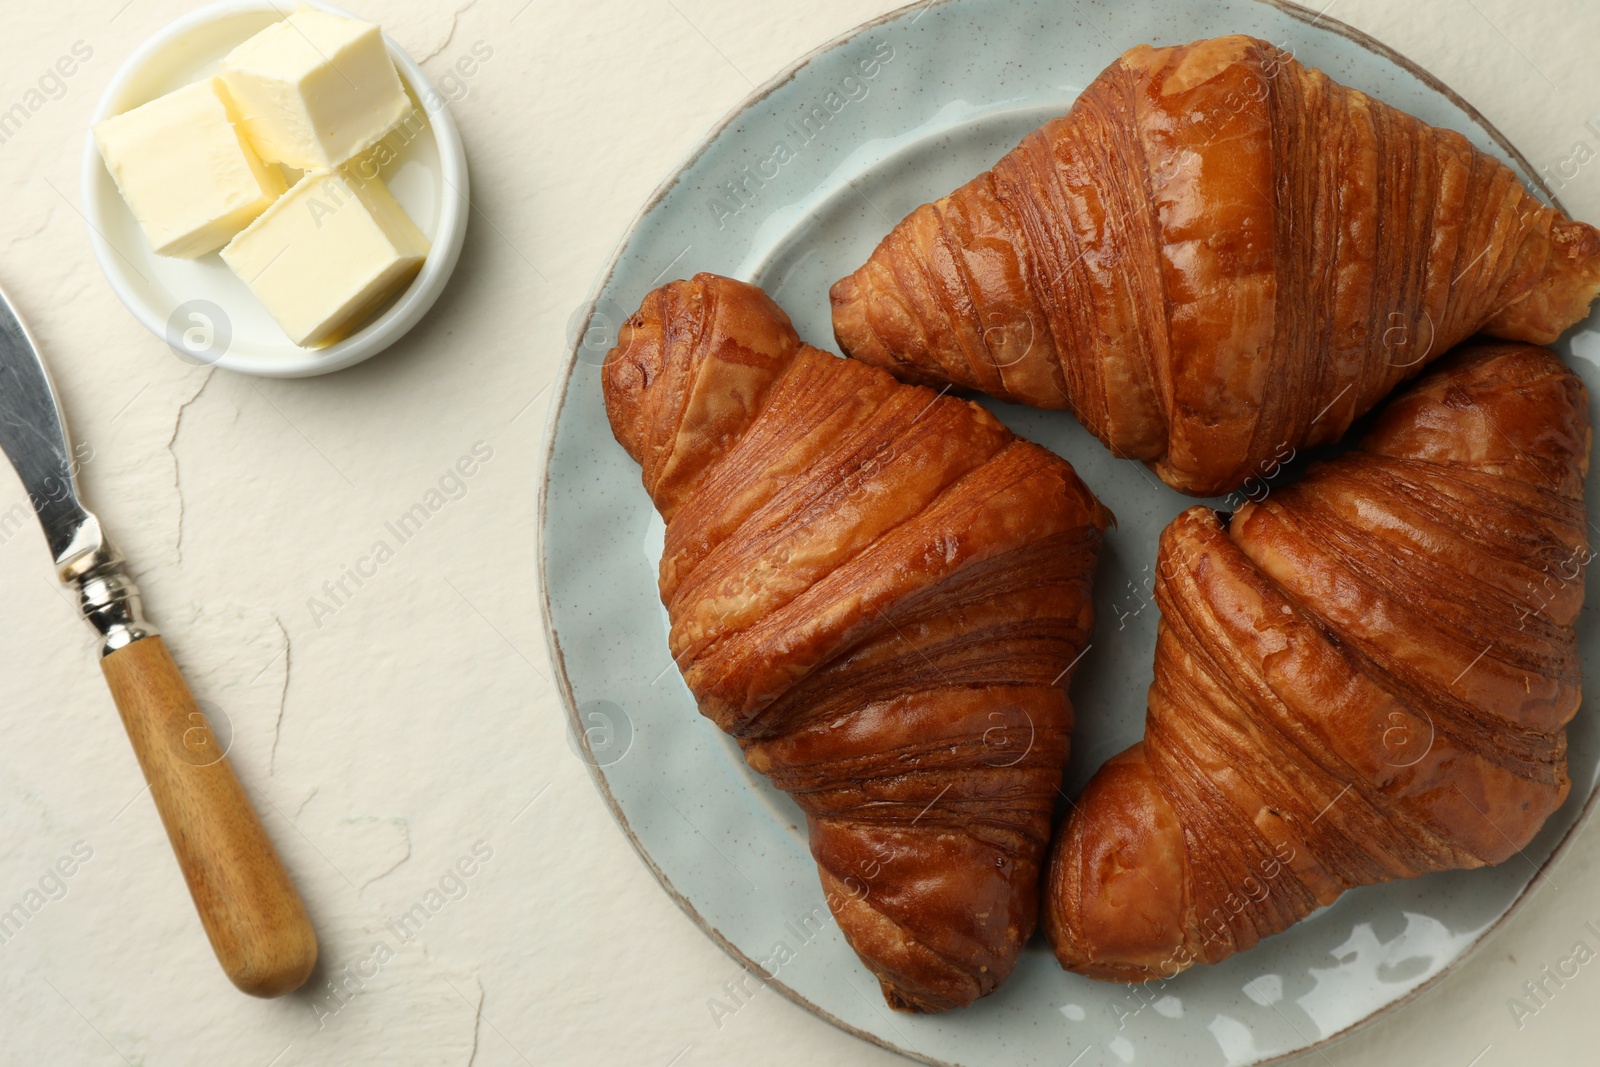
xmin=220 ymin=169 xmax=429 ymax=347
xmin=93 ymin=77 xmax=286 ymax=258
xmin=219 ymin=8 xmax=410 ymax=170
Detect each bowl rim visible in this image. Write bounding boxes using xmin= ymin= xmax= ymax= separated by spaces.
xmin=536 ymin=1 xmax=1593 ymax=1065
xmin=79 ymin=0 xmax=470 ymax=378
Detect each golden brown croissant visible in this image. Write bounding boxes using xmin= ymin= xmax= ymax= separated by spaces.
xmin=602 ymin=273 xmax=1111 ymax=1011
xmin=1043 ymin=342 xmax=1589 ymax=982
xmin=830 ymin=34 xmax=1600 ymax=496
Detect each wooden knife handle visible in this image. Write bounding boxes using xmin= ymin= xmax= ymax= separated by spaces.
xmin=100 ymin=634 xmax=318 ymax=997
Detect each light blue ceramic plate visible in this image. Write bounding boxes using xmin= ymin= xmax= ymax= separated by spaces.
xmin=538 ymin=1 xmax=1600 ymax=1063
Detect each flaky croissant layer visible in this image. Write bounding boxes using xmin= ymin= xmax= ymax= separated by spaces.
xmin=831 ymin=34 xmax=1600 ymax=496
xmin=604 ymin=273 xmax=1111 ymax=1011
xmin=1044 ymin=342 xmax=1590 ymax=981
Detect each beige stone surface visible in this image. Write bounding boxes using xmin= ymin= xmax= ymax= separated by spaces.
xmin=0 ymin=1 xmax=1596 ymax=1064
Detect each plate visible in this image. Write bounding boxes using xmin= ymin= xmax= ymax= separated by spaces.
xmin=538 ymin=1 xmax=1600 ymax=1063
xmin=81 ymin=0 xmax=469 ymax=378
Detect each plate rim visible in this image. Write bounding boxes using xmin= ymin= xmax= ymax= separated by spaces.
xmin=536 ymin=2 xmax=1592 ymax=1063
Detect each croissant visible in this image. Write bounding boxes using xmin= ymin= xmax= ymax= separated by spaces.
xmin=829 ymin=34 xmax=1600 ymax=496
xmin=1042 ymin=342 xmax=1589 ymax=982
xmin=602 ymin=273 xmax=1111 ymax=1011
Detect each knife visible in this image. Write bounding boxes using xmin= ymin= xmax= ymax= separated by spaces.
xmin=0 ymin=286 xmax=317 ymax=997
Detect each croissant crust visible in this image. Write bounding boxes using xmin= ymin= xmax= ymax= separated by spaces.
xmin=604 ymin=273 xmax=1111 ymax=1010
xmin=831 ymin=35 xmax=1600 ymax=496
xmin=1044 ymin=342 xmax=1590 ymax=981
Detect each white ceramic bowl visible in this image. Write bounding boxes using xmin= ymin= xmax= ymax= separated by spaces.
xmin=81 ymin=0 xmax=469 ymax=377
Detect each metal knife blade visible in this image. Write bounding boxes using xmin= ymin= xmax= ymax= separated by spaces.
xmin=0 ymin=285 xmax=106 ymax=580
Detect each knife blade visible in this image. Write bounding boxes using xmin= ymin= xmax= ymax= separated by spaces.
xmin=0 ymin=285 xmax=317 ymax=997
xmin=0 ymin=289 xmax=102 ymax=576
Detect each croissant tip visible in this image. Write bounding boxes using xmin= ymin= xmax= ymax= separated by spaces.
xmin=879 ymin=980 xmax=968 ymax=1014
xmin=829 ymin=273 xmax=858 ymax=306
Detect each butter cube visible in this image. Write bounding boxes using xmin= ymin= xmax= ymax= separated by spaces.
xmin=219 ymin=8 xmax=411 ymax=170
xmin=94 ymin=78 xmax=286 ymax=258
xmin=221 ymin=170 xmax=429 ymax=347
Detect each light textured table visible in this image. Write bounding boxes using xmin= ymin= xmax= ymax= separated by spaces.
xmin=1 ymin=1 xmax=1597 ymax=1064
